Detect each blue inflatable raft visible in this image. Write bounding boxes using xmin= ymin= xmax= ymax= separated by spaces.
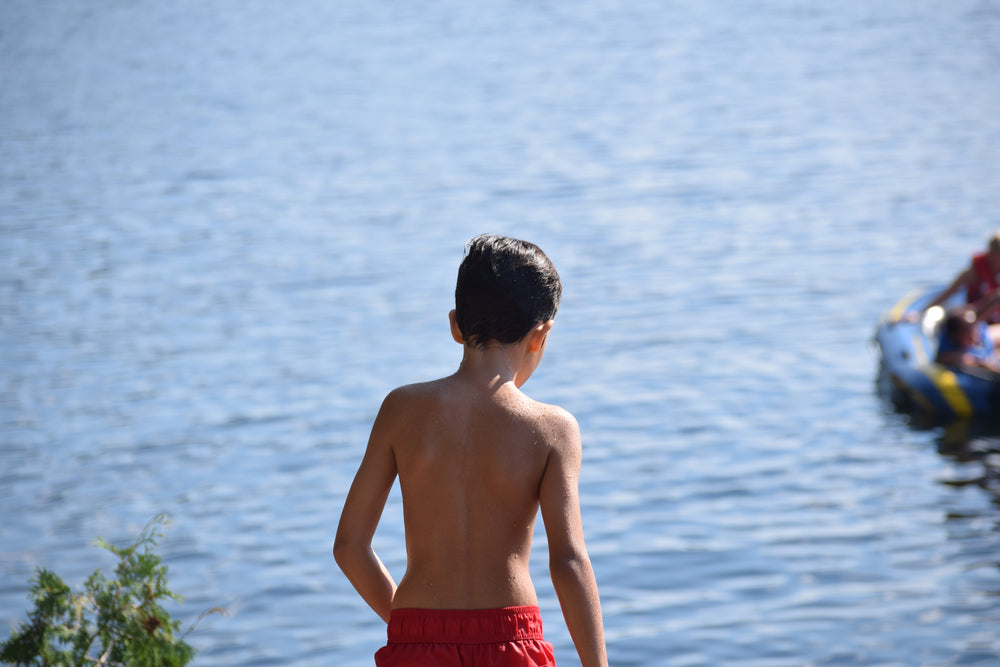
xmin=874 ymin=287 xmax=1000 ymax=422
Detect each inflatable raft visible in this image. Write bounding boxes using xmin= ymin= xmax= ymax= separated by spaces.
xmin=874 ymin=287 xmax=1000 ymax=422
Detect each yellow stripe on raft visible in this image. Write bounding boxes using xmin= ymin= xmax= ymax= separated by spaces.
xmin=888 ymin=288 xmax=926 ymax=323
xmin=911 ymin=332 xmax=928 ymax=365
xmin=920 ymin=366 xmax=973 ymax=418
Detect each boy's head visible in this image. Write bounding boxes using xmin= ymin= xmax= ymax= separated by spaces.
xmin=454 ymin=234 xmax=562 ymax=350
xmin=942 ymin=307 xmax=978 ymax=347
xmin=989 ymin=231 xmax=1000 ymax=264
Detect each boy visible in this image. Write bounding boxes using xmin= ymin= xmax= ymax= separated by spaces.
xmin=935 ymin=306 xmax=1000 ymax=374
xmin=334 ymin=234 xmax=608 ymax=667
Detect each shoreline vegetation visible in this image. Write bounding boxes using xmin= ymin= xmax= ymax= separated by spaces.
xmin=0 ymin=515 xmax=224 ymax=667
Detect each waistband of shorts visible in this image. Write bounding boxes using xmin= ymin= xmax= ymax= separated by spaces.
xmin=386 ymin=605 xmax=545 ymax=644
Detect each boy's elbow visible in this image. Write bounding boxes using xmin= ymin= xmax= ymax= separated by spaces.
xmin=332 ymin=534 xmax=358 ymax=570
xmin=332 ymin=539 xmax=345 ymax=567
xmin=549 ymin=548 xmax=592 ymax=581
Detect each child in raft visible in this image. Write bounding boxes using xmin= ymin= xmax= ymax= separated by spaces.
xmin=335 ymin=234 xmax=608 ymax=667
xmin=935 ymin=306 xmax=1000 ymax=374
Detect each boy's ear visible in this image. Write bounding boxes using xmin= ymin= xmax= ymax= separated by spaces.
xmin=526 ymin=319 xmax=554 ymax=353
xmin=448 ymin=310 xmax=465 ymax=345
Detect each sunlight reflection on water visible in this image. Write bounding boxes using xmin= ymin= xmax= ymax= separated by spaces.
xmin=2 ymin=1 xmax=1000 ymax=665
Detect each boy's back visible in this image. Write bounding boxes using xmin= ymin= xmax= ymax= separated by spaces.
xmin=386 ymin=373 xmax=575 ymax=610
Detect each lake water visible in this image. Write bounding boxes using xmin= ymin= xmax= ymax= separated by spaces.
xmin=2 ymin=1 xmax=1000 ymax=665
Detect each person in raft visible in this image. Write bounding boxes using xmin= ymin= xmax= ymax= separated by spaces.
xmin=935 ymin=306 xmax=1000 ymax=374
xmin=334 ymin=234 xmax=608 ymax=667
xmin=925 ymin=231 xmax=1000 ymax=328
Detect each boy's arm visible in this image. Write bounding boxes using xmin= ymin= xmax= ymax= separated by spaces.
xmin=539 ymin=409 xmax=609 ymax=667
xmin=971 ymin=289 xmax=1000 ymax=319
xmin=333 ymin=393 xmax=401 ymax=623
xmin=930 ymin=266 xmax=972 ymax=309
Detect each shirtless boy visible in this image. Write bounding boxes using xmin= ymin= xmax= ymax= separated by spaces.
xmin=334 ymin=234 xmax=608 ymax=667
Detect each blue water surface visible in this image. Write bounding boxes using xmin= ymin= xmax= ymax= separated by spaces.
xmin=2 ymin=1 xmax=1000 ymax=665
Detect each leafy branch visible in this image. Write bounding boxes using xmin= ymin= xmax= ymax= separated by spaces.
xmin=1 ymin=515 xmax=225 ymax=667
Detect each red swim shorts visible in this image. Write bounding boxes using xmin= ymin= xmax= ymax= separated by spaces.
xmin=375 ymin=605 xmax=556 ymax=666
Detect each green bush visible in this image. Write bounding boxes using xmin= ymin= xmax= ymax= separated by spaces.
xmin=1 ymin=515 xmax=223 ymax=667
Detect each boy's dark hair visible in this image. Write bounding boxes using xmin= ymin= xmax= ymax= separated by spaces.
xmin=942 ymin=307 xmax=976 ymax=343
xmin=455 ymin=234 xmax=562 ymax=349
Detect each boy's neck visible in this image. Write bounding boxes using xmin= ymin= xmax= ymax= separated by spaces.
xmin=446 ymin=312 xmax=552 ymax=390
xmin=455 ymin=342 xmax=534 ymax=389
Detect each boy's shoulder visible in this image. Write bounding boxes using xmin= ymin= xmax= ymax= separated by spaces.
xmin=502 ymin=390 xmax=580 ymax=450
xmin=381 ymin=379 xmax=578 ymax=441
xmin=533 ymin=401 xmax=580 ymax=449
xmin=382 ymin=377 xmax=450 ymax=403
xmin=376 ymin=377 xmax=464 ymax=421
